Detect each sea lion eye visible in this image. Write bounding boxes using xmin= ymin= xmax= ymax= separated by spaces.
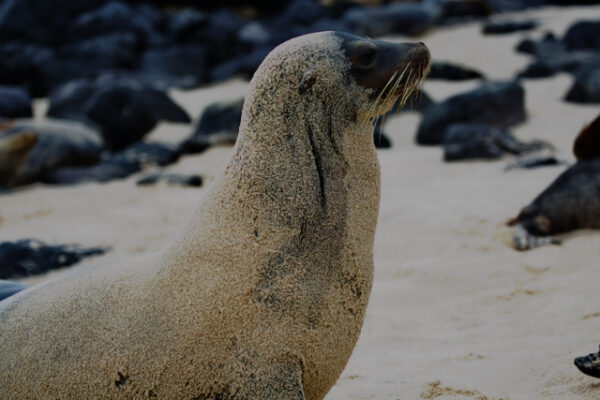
xmin=353 ymin=44 xmax=377 ymax=69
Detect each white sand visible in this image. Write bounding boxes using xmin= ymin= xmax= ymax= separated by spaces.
xmin=2 ymin=5 xmax=600 ymax=399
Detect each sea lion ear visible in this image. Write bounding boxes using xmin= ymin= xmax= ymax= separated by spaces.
xmin=299 ymin=71 xmax=317 ymax=94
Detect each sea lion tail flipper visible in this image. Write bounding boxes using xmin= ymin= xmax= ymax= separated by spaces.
xmin=512 ymin=224 xmax=561 ymax=251
xmin=253 ymin=360 xmax=306 ymax=400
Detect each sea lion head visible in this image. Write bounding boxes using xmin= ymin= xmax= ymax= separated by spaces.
xmin=243 ymin=31 xmax=430 ymax=133
xmin=336 ymin=32 xmax=431 ymax=118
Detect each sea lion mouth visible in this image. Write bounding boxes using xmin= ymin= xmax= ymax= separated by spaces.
xmin=335 ymin=32 xmax=431 ymax=118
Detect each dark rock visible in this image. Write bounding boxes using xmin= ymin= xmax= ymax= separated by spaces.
xmin=515 ymin=38 xmax=537 ymax=55
xmin=483 ymin=19 xmax=537 ymax=34
xmin=393 ymin=88 xmax=435 ymax=114
xmin=0 ymin=86 xmax=32 ymax=118
xmin=53 ymin=32 xmax=140 ymax=83
xmin=0 ymin=0 xmax=104 ymax=45
xmin=416 ymin=81 xmax=527 ymax=145
xmin=563 ymin=20 xmax=600 ymax=51
xmin=67 ymin=1 xmax=164 ymax=46
xmin=373 ymin=126 xmax=391 ymax=149
xmin=137 ymin=173 xmax=203 ymax=187
xmin=110 ymin=142 xmax=180 ymax=167
xmin=439 ymin=0 xmax=492 ymax=20
xmin=565 ymin=66 xmax=600 ymax=104
xmin=515 ymin=32 xmax=561 ymax=55
xmin=139 ymin=45 xmax=207 ymax=89
xmin=280 ymin=0 xmax=329 ymax=27
xmin=168 ymin=8 xmax=210 ymax=43
xmin=204 ymin=9 xmax=248 ymax=66
xmin=486 ymin=0 xmax=545 ymax=11
xmin=47 ymin=74 xmax=191 ymax=150
xmin=516 ymin=31 xmax=600 ymax=79
xmin=517 ymin=61 xmax=556 ymax=79
xmin=2 ymin=119 xmax=104 ymax=186
xmin=237 ymin=21 xmax=272 ymax=48
xmin=180 ymin=98 xmax=244 ymax=154
xmin=0 ymin=280 xmax=27 ymax=301
xmin=505 ymin=153 xmax=567 ymax=171
xmin=508 ymin=158 xmax=600 ymax=237
xmin=0 ymin=42 xmax=56 ymax=97
xmin=46 ymin=142 xmax=181 ymax=185
xmin=428 ymin=61 xmax=484 ymax=81
xmin=341 ymin=2 xmax=441 ymax=37
xmin=443 ymin=123 xmax=548 ymax=161
xmin=210 ymin=47 xmax=271 ymax=82
xmin=0 ymin=239 xmax=107 ymax=279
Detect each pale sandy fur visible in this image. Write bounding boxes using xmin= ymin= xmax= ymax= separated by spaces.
xmin=0 ymin=32 xmax=382 ymax=399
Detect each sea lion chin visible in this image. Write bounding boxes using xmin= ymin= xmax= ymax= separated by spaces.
xmin=0 ymin=31 xmax=430 ymax=400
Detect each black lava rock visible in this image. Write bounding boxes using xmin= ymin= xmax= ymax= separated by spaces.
xmin=516 ymin=29 xmax=600 ymax=80
xmin=0 ymin=42 xmax=56 ymax=97
xmin=483 ymin=19 xmax=537 ymax=34
xmin=0 ymin=239 xmax=107 ymax=279
xmin=416 ymin=81 xmax=527 ymax=145
xmin=66 ymin=1 xmax=164 ymax=46
xmin=46 ymin=141 xmax=181 ymax=185
xmin=0 ymin=280 xmax=27 ymax=301
xmin=0 ymin=0 xmax=104 ymax=45
xmin=181 ymin=98 xmax=244 ymax=154
xmin=139 ymin=45 xmax=207 ymax=89
xmin=505 ymin=153 xmax=566 ymax=170
xmin=47 ymin=74 xmax=191 ymax=150
xmin=49 ymin=33 xmax=141 ymax=87
xmin=443 ymin=123 xmax=548 ymax=161
xmin=210 ymin=47 xmax=271 ymax=82
xmin=565 ymin=66 xmax=600 ymax=104
xmin=2 ymin=119 xmax=104 ymax=186
xmin=517 ymin=61 xmax=557 ymax=79
xmin=486 ymin=0 xmax=545 ymax=12
xmin=563 ymin=20 xmax=600 ymax=51
xmin=515 ymin=32 xmax=561 ymax=55
xmin=341 ymin=2 xmax=441 ymax=37
xmin=373 ymin=126 xmax=392 ymax=149
xmin=439 ymin=0 xmax=492 ymax=21
xmin=428 ymin=61 xmax=484 ymax=81
xmin=137 ymin=173 xmax=203 ymax=187
xmin=0 ymin=86 xmax=32 ymax=118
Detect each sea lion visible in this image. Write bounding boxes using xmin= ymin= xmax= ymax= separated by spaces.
xmin=0 ymin=131 xmax=38 ymax=187
xmin=0 ymin=31 xmax=430 ymax=399
xmin=508 ymin=113 xmax=600 ymax=250
xmin=575 ymin=345 xmax=600 ymax=379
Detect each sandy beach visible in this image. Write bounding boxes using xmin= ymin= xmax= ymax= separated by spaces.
xmin=2 ymin=4 xmax=600 ymax=399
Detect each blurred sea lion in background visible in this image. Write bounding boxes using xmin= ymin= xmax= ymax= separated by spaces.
xmin=0 ymin=131 xmax=38 ymax=187
xmin=508 ymin=113 xmax=600 ymax=250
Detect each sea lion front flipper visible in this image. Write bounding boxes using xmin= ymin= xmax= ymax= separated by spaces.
xmin=252 ymin=359 xmax=306 ymax=400
xmin=512 ymin=224 xmax=561 ymax=251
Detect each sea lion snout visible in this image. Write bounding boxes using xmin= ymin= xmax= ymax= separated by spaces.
xmin=336 ymin=32 xmax=430 ymax=93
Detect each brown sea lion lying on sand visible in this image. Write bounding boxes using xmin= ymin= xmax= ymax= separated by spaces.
xmin=508 ymin=113 xmax=600 ymax=250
